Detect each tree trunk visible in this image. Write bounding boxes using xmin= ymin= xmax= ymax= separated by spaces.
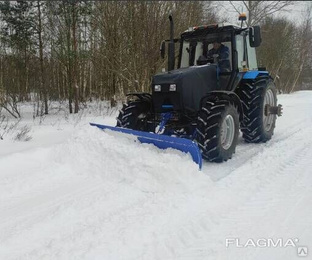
xmin=37 ymin=1 xmax=48 ymax=115
xmin=72 ymin=2 xmax=79 ymax=113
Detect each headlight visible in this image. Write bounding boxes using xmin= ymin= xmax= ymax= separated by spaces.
xmin=169 ymin=84 xmax=176 ymax=91
xmin=154 ymin=85 xmax=161 ymax=92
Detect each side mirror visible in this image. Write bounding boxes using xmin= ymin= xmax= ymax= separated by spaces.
xmin=160 ymin=41 xmax=165 ymax=59
xmin=249 ymin=26 xmax=261 ymax=47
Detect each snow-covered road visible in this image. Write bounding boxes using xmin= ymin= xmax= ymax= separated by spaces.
xmin=0 ymin=91 xmax=311 ymax=260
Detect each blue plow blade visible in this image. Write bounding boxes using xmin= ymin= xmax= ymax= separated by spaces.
xmin=90 ymin=123 xmax=202 ymax=170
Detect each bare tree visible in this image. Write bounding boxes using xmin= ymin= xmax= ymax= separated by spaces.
xmin=289 ymin=3 xmax=312 ymax=92
xmin=257 ymin=16 xmax=297 ymax=92
xmin=227 ymin=1 xmax=294 ymax=26
xmin=36 ymin=1 xmax=48 ymax=115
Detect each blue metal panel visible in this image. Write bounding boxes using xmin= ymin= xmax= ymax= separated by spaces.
xmin=90 ymin=123 xmax=202 ymax=170
xmin=162 ymin=105 xmax=173 ymax=108
xmin=243 ymin=70 xmax=268 ymax=79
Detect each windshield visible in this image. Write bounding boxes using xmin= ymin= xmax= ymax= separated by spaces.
xmin=180 ymin=32 xmax=232 ymax=72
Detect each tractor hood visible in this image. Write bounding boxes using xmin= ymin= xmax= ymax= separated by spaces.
xmin=152 ymin=64 xmax=218 ymax=113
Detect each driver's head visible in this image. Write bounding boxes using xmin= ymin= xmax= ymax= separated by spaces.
xmin=212 ymin=39 xmax=222 ymax=50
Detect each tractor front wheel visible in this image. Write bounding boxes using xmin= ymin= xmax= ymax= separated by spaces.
xmin=196 ymin=99 xmax=239 ymax=162
xmin=116 ymin=100 xmax=151 ymax=131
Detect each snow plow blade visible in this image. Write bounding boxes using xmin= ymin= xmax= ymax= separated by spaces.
xmin=90 ymin=123 xmax=202 ymax=170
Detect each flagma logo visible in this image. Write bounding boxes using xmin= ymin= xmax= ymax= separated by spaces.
xmin=226 ymin=238 xmax=308 ymax=257
xmin=225 ymin=238 xmax=299 ymax=248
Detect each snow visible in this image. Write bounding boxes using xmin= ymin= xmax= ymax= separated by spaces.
xmin=0 ymin=91 xmax=312 ymax=260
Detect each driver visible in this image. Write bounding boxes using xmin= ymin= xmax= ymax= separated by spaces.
xmin=208 ymin=39 xmax=230 ymax=72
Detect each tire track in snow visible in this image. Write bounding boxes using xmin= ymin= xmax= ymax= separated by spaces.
xmin=216 ymin=136 xmax=312 ymax=260
xmin=156 ymin=124 xmax=312 ymax=260
xmin=204 ymin=116 xmax=309 ymax=181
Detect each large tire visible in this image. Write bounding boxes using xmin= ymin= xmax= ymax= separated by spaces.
xmin=196 ymin=99 xmax=239 ymax=162
xmin=116 ymin=100 xmax=151 ymax=131
xmin=237 ymin=76 xmax=277 ymax=143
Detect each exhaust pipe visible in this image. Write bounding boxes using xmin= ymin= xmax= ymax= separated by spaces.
xmin=168 ymin=15 xmax=175 ymax=71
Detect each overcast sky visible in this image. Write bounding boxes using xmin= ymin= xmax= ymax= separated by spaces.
xmin=214 ymin=1 xmax=310 ymax=25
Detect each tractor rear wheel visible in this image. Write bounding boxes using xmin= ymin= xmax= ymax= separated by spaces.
xmin=196 ymin=99 xmax=239 ymax=162
xmin=116 ymin=100 xmax=151 ymax=131
xmin=237 ymin=76 xmax=277 ymax=143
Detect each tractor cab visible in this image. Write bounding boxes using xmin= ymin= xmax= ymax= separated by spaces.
xmin=178 ymin=23 xmax=260 ymax=72
xmin=160 ymin=21 xmax=262 ymax=92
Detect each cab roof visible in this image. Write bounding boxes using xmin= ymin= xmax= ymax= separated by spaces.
xmin=181 ymin=23 xmax=245 ymax=40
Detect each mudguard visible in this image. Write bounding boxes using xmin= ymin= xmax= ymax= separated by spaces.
xmin=90 ymin=123 xmax=202 ymax=170
xmin=243 ymin=70 xmax=269 ymax=79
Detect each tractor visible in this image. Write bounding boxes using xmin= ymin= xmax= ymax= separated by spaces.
xmin=91 ymin=14 xmax=282 ymax=169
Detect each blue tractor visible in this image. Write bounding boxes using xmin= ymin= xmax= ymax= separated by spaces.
xmin=91 ymin=14 xmax=282 ymax=169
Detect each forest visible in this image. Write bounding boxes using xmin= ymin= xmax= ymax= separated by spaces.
xmin=0 ymin=1 xmax=311 ymax=117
